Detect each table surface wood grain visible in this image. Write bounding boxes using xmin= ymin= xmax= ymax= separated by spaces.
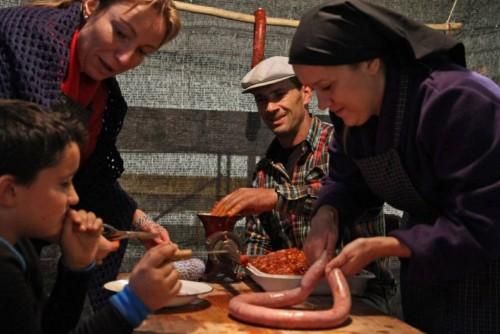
xmin=131 ymin=278 xmax=422 ymax=334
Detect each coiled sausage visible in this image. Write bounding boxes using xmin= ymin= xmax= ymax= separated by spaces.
xmin=228 ymin=253 xmax=351 ymax=329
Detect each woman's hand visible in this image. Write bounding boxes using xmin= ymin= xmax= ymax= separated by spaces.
xmin=60 ymin=209 xmax=103 ymax=270
xmin=303 ymin=205 xmax=339 ymax=265
xmin=132 ymin=209 xmax=171 ymax=249
xmin=326 ymin=236 xmax=412 ymax=276
xmin=325 ymin=237 xmax=377 ymax=276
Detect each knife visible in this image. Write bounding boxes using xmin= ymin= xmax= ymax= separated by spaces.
xmin=102 ymin=226 xmax=160 ymax=241
xmin=102 ymin=224 xmax=161 ymax=241
xmin=102 ymin=225 xmax=231 ymax=259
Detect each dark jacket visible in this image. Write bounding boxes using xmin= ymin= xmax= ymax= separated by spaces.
xmin=0 ymin=238 xmax=133 ymax=334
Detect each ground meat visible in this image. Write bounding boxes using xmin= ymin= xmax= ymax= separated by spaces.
xmin=249 ymin=248 xmax=307 ymax=275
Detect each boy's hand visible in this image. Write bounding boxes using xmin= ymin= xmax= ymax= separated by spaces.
xmin=129 ymin=243 xmax=181 ymax=311
xmin=96 ymin=236 xmax=120 ymax=264
xmin=60 ymin=209 xmax=103 ymax=270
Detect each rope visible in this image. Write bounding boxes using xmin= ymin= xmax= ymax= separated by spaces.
xmin=446 ymin=0 xmax=459 ymax=24
xmin=445 ymin=0 xmax=459 ymax=34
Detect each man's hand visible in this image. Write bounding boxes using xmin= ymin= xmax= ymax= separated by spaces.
xmin=303 ymin=205 xmax=339 ymax=265
xmin=133 ymin=209 xmax=171 ymax=249
xmin=129 ymin=242 xmax=182 ymax=311
xmin=60 ymin=209 xmax=103 ymax=270
xmin=211 ymin=188 xmax=278 ymax=216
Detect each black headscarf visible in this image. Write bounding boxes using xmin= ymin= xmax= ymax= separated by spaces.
xmin=289 ymin=0 xmax=465 ymax=67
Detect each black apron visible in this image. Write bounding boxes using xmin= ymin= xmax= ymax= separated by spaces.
xmin=348 ymin=72 xmax=500 ymax=334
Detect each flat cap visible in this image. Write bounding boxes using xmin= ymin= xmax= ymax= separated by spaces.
xmin=241 ymin=56 xmax=296 ymax=93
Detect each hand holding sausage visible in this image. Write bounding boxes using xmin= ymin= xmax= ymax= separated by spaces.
xmin=304 ymin=205 xmax=339 ymax=265
xmin=326 ymin=236 xmax=412 ymax=276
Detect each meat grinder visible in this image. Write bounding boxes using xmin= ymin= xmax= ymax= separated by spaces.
xmin=197 ymin=213 xmax=243 ymax=281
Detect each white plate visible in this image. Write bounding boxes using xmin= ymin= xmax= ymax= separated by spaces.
xmin=246 ymin=264 xmax=375 ymax=296
xmin=103 ymin=279 xmax=213 ymax=307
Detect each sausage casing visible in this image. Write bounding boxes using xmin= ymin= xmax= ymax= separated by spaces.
xmin=228 ymin=253 xmax=352 ymax=329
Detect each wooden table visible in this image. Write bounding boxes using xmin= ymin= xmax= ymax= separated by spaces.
xmin=133 ymin=279 xmax=422 ymax=334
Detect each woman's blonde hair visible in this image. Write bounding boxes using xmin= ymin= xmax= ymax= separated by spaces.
xmin=29 ymin=0 xmax=181 ymax=45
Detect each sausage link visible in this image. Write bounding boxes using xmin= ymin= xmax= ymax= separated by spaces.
xmin=251 ymin=8 xmax=266 ymax=68
xmin=228 ymin=256 xmax=351 ymax=329
xmin=300 ymin=250 xmax=328 ymax=292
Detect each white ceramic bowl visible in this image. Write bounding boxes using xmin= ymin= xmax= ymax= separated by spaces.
xmin=246 ymin=264 xmax=375 ymax=296
xmin=103 ymin=279 xmax=213 ymax=307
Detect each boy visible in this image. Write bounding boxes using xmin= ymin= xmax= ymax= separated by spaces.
xmin=0 ymin=99 xmax=181 ymax=333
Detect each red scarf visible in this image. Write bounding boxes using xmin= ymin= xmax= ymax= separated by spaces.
xmin=61 ymin=30 xmax=107 ymax=163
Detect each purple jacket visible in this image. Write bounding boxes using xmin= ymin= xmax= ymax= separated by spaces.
xmin=317 ymin=61 xmax=500 ymax=282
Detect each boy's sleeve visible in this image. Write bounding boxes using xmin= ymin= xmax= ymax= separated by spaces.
xmin=42 ymin=260 xmax=93 ymax=333
xmin=0 ymin=251 xmax=43 ymax=334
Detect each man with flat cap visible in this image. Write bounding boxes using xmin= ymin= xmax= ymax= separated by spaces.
xmin=212 ymin=56 xmax=399 ymax=316
xmin=211 ymin=56 xmax=332 ymax=256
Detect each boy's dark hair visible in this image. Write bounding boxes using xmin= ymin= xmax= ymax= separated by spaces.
xmin=0 ymin=99 xmax=87 ymax=185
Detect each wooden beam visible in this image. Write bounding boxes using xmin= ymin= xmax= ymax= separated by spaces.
xmin=173 ymin=1 xmax=463 ymax=31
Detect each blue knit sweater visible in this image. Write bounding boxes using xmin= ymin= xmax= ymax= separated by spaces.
xmin=0 ymin=2 xmax=138 ymax=312
xmin=0 ymin=3 xmax=137 ymax=230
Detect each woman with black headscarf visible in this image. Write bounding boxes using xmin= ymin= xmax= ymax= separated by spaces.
xmin=289 ymin=0 xmax=500 ymax=333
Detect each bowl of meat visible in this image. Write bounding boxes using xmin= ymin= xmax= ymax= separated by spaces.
xmin=244 ymin=248 xmax=375 ymax=296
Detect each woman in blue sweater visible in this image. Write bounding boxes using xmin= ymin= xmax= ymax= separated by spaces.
xmin=0 ymin=0 xmax=181 ymax=309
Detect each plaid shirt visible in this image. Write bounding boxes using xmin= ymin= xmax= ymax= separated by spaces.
xmin=245 ymin=116 xmax=333 ymax=255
